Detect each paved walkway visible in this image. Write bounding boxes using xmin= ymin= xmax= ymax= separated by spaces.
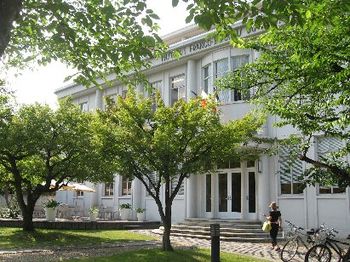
xmin=133 ymin=229 xmax=307 ymax=261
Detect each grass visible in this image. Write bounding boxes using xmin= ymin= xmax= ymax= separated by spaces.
xmin=0 ymin=227 xmax=156 ymax=250
xmin=68 ymin=248 xmax=269 ymax=262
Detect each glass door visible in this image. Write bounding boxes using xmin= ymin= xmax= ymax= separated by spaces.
xmin=218 ymin=172 xmax=241 ymax=219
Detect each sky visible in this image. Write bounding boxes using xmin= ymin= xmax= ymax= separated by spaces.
xmin=8 ymin=0 xmax=190 ymax=108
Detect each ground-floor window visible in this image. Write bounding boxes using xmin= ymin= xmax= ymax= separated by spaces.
xmin=121 ymin=178 xmax=132 ymax=196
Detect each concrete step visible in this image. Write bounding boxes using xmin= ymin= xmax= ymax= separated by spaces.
xmin=153 ymin=220 xmax=283 ymax=243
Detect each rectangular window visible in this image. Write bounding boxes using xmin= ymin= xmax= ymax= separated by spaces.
xmin=279 ymin=146 xmax=305 ymax=195
xmin=202 ymin=65 xmax=211 ymax=95
xmin=214 ymin=59 xmax=230 ymax=104
xmin=218 ymin=173 xmax=228 ymax=212
xmin=231 ymin=55 xmax=250 ymax=101
xmin=79 ymin=102 xmax=88 ymax=112
xmin=206 ymin=174 xmax=211 ymax=212
xmin=121 ymin=178 xmax=132 ymax=196
xmin=150 ymin=80 xmax=162 ymax=97
xmin=76 ymin=190 xmax=84 ymax=197
xmin=146 ymin=172 xmax=157 ymax=196
xmin=170 ymin=175 xmax=184 ymax=196
xmin=104 ymin=182 xmax=114 ymax=196
xmin=170 ymin=74 xmax=186 ymax=105
xmin=317 ymin=137 xmax=346 ymax=194
xmin=121 ymin=90 xmax=128 ymax=99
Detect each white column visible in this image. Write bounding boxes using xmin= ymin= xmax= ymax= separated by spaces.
xmin=241 ymin=162 xmax=248 ymax=219
xmin=186 ymin=175 xmax=197 ymax=218
xmin=95 ymin=88 xmax=103 ymax=110
xmin=132 ymin=178 xmax=143 ymax=220
xmin=258 ymin=156 xmax=270 ymax=221
xmin=211 ymin=174 xmax=218 ymax=219
xmin=186 ymin=59 xmax=197 ymax=100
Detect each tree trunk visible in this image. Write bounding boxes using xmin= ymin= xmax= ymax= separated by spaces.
xmin=162 ymin=177 xmax=173 ymax=251
xmin=22 ymin=206 xmax=35 ymax=231
xmin=162 ymin=215 xmax=173 ymax=251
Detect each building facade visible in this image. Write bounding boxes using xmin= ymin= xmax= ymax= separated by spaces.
xmin=55 ymin=24 xmax=350 ymax=236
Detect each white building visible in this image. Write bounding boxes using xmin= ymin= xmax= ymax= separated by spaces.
xmin=55 ymin=24 xmax=350 ymax=237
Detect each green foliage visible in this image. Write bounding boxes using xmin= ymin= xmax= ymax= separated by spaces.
xmin=89 ymin=206 xmax=99 ymax=214
xmin=0 ymin=228 xmax=155 ymax=250
xmin=42 ymin=199 xmax=60 ymax=208
xmin=197 ymin=0 xmax=350 ymax=186
xmin=2 ymin=0 xmax=165 ymax=86
xmin=0 ymin=198 xmax=20 ymax=219
xmin=0 ymin=94 xmax=115 ymax=229
xmin=97 ymin=88 xmax=263 ymax=250
xmin=135 ymin=208 xmax=145 ymax=213
xmin=120 ymin=203 xmax=132 ymax=209
xmin=67 ymin=248 xmax=267 ymax=262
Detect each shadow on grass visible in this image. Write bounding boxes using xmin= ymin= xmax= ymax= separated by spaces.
xmin=69 ymin=248 xmax=212 ymax=262
xmin=0 ymin=228 xmax=155 ymax=250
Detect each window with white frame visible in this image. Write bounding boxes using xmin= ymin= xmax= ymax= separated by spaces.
xmin=121 ymin=177 xmax=132 ymax=196
xmin=150 ymin=80 xmax=162 ymax=97
xmin=171 ymin=175 xmax=185 ymax=196
xmin=121 ymin=89 xmax=128 ymax=99
xmin=104 ymin=182 xmax=114 ymax=196
xmin=317 ymin=137 xmax=346 ymax=194
xmin=279 ymin=146 xmax=305 ymax=195
xmin=202 ymin=65 xmax=211 ymax=95
xmin=79 ymin=102 xmax=88 ymax=112
xmin=104 ymin=94 xmax=117 ymax=109
xmin=76 ymin=190 xmax=84 ymax=197
xmin=214 ymin=59 xmax=230 ymax=103
xmin=170 ymin=74 xmax=186 ymax=105
xmin=146 ymin=172 xmax=157 ymax=196
xmin=231 ymin=55 xmax=250 ymax=101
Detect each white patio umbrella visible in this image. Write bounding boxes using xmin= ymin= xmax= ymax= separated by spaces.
xmin=61 ymin=182 xmax=95 ymax=192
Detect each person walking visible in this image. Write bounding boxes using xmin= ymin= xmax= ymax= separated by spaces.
xmin=266 ymin=201 xmax=282 ymax=251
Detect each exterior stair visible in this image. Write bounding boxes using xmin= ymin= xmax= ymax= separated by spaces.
xmin=153 ymin=218 xmax=283 ymax=242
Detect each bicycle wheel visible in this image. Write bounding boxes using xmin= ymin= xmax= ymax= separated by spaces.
xmin=280 ymin=238 xmax=299 ymax=261
xmin=305 ymin=244 xmax=332 ymax=262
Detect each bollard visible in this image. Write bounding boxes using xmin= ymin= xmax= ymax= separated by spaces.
xmin=210 ymin=223 xmax=220 ymax=262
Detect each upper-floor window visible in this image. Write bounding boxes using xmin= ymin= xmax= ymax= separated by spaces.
xmin=104 ymin=94 xmax=117 ymax=109
xmin=79 ymin=102 xmax=88 ymax=112
xmin=150 ymin=80 xmax=162 ymax=97
xmin=317 ymin=137 xmax=346 ymax=194
xmin=231 ymin=55 xmax=250 ymax=101
xmin=121 ymin=177 xmax=132 ymax=196
xmin=170 ymin=74 xmax=186 ymax=105
xmin=104 ymin=182 xmax=114 ymax=196
xmin=214 ymin=59 xmax=230 ymax=104
xmin=76 ymin=190 xmax=84 ymax=197
xmin=202 ymin=65 xmax=211 ymax=95
xmin=279 ymin=146 xmax=305 ymax=195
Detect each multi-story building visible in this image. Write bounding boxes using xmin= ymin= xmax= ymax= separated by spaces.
xmin=55 ymin=24 xmax=350 ymax=237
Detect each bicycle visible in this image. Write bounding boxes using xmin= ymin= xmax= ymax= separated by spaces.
xmin=280 ymin=220 xmax=321 ymax=262
xmin=304 ymin=227 xmax=350 ymax=262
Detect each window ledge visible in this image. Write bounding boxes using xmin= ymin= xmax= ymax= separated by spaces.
xmin=101 ymin=196 xmax=114 ymax=199
xmin=118 ymin=196 xmax=131 ymax=199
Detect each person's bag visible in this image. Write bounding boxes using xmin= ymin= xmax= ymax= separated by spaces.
xmin=262 ymin=221 xmax=272 ymax=232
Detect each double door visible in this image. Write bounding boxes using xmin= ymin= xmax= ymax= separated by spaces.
xmin=205 ymin=171 xmax=256 ymax=219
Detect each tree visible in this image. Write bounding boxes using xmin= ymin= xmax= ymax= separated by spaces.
xmin=97 ymin=89 xmax=263 ymax=251
xmin=183 ymin=0 xmax=350 ymax=186
xmin=0 ymin=97 xmax=114 ymax=231
xmin=0 ymin=0 xmax=164 ymax=86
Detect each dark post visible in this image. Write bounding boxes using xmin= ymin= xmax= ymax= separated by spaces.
xmin=210 ymin=223 xmax=220 ymax=262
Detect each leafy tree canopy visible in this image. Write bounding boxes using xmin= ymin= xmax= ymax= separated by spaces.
xmin=97 ymin=89 xmax=264 ymax=250
xmin=1 ymin=0 xmax=164 ymax=86
xmin=187 ymin=0 xmax=350 ymax=186
xmin=0 ymin=95 xmax=114 ymax=230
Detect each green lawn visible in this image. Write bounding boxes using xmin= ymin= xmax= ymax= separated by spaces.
xmin=68 ymin=248 xmax=268 ymax=262
xmin=0 ymin=227 xmax=156 ymax=250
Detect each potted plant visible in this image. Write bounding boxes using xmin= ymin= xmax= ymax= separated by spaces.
xmin=89 ymin=207 xmax=99 ymax=221
xmin=135 ymin=208 xmax=145 ymax=221
xmin=43 ymin=199 xmax=60 ymax=222
xmin=119 ymin=203 xmax=131 ymax=220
